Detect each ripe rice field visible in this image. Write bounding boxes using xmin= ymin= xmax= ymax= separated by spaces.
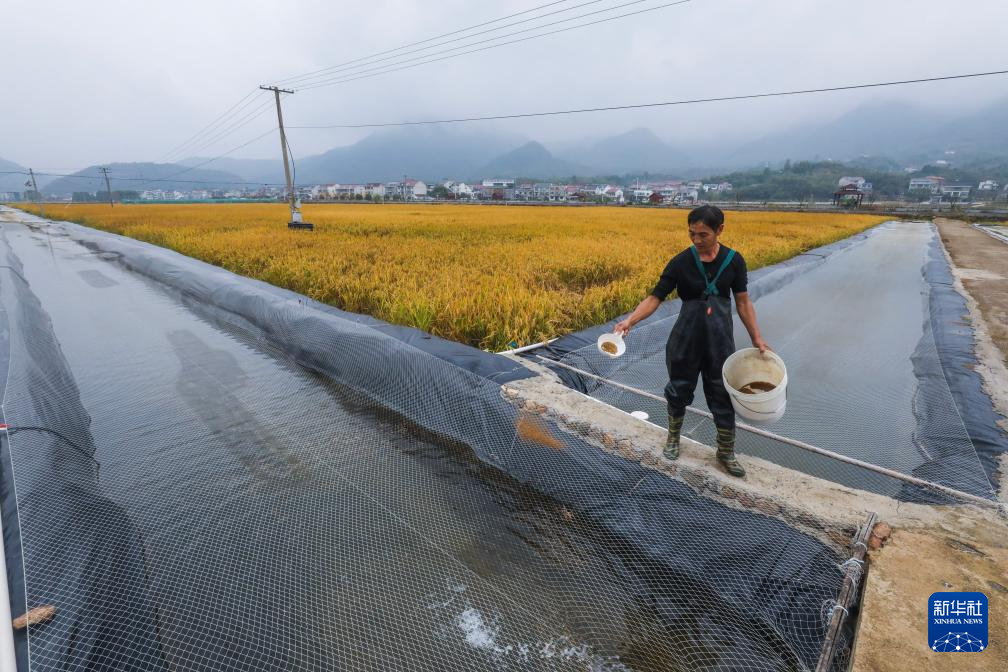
xmin=19 ymin=203 xmax=886 ymax=350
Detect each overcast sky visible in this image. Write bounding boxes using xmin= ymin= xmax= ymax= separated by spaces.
xmin=4 ymin=0 xmax=1007 ymax=171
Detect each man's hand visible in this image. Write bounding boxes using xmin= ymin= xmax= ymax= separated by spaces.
xmin=615 ymin=296 xmax=661 ymax=338
xmin=752 ymin=337 xmax=771 ymax=354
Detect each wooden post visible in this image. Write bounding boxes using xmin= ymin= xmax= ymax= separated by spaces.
xmin=816 ymin=512 xmax=876 ymax=672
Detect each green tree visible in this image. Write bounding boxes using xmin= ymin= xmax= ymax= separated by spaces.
xmin=429 ymin=185 xmax=452 ymax=200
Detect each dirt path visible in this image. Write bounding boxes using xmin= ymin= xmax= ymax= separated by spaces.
xmin=853 ymin=517 xmax=1008 ymax=672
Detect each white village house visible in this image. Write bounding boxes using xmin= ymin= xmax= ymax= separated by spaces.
xmin=940 ymin=184 xmax=971 ymax=202
xmin=443 ymin=181 xmax=473 ymax=198
xmin=908 ymin=176 xmax=944 ymax=193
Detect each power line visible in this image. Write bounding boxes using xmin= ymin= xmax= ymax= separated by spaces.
xmin=176 ymin=96 xmax=280 ymax=158
xmin=157 ymin=89 xmax=262 ymax=162
xmin=288 ymin=68 xmax=1008 ymax=129
xmin=154 ymin=1 xmax=683 ymax=163
xmin=132 ymin=127 xmax=281 ymax=190
xmin=296 ymin=0 xmax=689 ymax=91
xmin=164 ymin=2 xmax=590 ymax=161
xmin=30 ymin=171 xmax=284 ymax=188
xmin=271 ymin=0 xmax=579 ymax=86
xmin=14 ymin=125 xmax=285 ymax=192
xmin=275 ymin=0 xmax=607 ymax=88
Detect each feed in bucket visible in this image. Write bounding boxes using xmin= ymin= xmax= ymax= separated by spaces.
xmin=596 ymin=333 xmax=626 ymax=358
xmin=721 ymin=348 xmax=787 ymax=424
xmin=738 ymin=381 xmax=776 ymax=394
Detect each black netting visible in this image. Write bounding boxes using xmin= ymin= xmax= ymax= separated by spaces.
xmin=0 ymin=208 xmax=860 ymax=671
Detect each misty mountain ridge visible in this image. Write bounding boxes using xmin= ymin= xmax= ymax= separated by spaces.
xmin=25 ymin=96 xmax=1008 ymax=192
xmin=293 ymin=125 xmax=526 ymax=184
xmin=178 ymin=156 xmax=284 ymax=185
xmin=477 ymin=141 xmax=588 ymax=179
xmin=561 ymin=127 xmax=687 ymax=174
xmin=201 ymin=98 xmax=1008 ymax=184
xmin=42 ymin=162 xmax=248 ymax=194
xmin=714 ymin=97 xmax=1008 ymax=169
xmin=0 ymin=157 xmax=34 ymax=192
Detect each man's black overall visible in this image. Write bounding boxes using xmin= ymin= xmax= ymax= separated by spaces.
xmin=663 ymin=246 xmax=737 ymax=432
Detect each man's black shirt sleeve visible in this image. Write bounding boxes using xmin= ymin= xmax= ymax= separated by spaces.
xmin=731 ymin=252 xmax=748 ymax=294
xmin=651 ymin=258 xmax=677 ymax=301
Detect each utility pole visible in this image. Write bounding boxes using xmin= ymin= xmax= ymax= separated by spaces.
xmin=27 ymin=169 xmax=43 ymax=218
xmin=259 ymin=85 xmax=313 ymax=230
xmin=99 ymin=166 xmax=114 ymax=207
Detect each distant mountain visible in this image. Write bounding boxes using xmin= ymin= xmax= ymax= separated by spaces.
xmin=926 ymin=100 xmax=1008 ymax=160
xmin=0 ymin=157 xmax=31 ymax=192
xmin=178 ymin=156 xmax=284 ymax=185
xmin=715 ymin=98 xmax=1008 ymax=168
xmin=557 ymin=128 xmax=687 ymax=174
xmin=43 ymin=162 xmax=248 ymax=194
xmin=27 ymin=98 xmax=1008 ymax=189
xmin=295 ymin=126 xmax=526 ymax=184
xmin=478 ymin=141 xmax=587 ymax=179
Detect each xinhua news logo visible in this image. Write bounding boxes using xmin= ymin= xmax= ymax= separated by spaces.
xmin=928 ymin=592 xmax=988 ymax=653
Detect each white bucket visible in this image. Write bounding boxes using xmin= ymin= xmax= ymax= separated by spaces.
xmin=722 ymin=348 xmax=788 ymax=424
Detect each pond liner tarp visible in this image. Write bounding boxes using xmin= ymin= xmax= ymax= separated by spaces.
xmin=919 ymin=230 xmax=1008 ymax=490
xmin=0 ymin=227 xmax=168 ymax=671
xmin=0 ymin=213 xmax=848 ymax=671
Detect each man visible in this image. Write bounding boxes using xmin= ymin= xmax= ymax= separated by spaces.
xmin=614 ymin=205 xmax=770 ymax=478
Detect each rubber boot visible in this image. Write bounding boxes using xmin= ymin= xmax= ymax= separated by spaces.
xmin=715 ymin=426 xmax=746 ymax=478
xmin=664 ymin=414 xmax=684 ymax=460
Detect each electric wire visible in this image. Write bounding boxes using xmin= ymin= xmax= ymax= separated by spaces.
xmin=157 ymin=88 xmax=262 ymax=163
xmin=16 ymin=67 xmax=1006 ymax=191
xmin=177 ymin=97 xmax=279 ymax=158
xmin=288 ymin=68 xmax=1008 ymax=128
xmin=29 ymin=171 xmax=283 ymax=188
xmin=296 ymin=0 xmax=690 ymax=91
xmin=274 ymin=0 xmax=609 ymax=87
xmin=133 ymin=127 xmax=280 ymax=189
xmin=155 ymin=2 xmax=684 ymax=164
xmin=270 ymin=0 xmax=580 ymax=86
xmin=167 ymin=2 xmax=594 ymax=161
xmin=89 ymin=127 xmax=282 ymax=192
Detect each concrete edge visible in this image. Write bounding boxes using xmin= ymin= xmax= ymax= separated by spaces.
xmin=500 ymin=362 xmax=1007 ymax=555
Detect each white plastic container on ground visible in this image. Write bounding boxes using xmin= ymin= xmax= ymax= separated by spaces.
xmin=722 ymin=348 xmax=788 ymax=424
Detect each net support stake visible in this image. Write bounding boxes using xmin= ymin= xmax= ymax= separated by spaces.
xmin=533 ymin=355 xmax=1005 ymax=512
xmin=816 ymin=512 xmax=876 ymax=672
xmin=497 ymin=338 xmax=560 ymax=355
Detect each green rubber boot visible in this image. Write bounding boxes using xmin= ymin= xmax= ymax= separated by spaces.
xmin=715 ymin=426 xmax=746 ymax=478
xmin=664 ymin=414 xmax=684 ymax=460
